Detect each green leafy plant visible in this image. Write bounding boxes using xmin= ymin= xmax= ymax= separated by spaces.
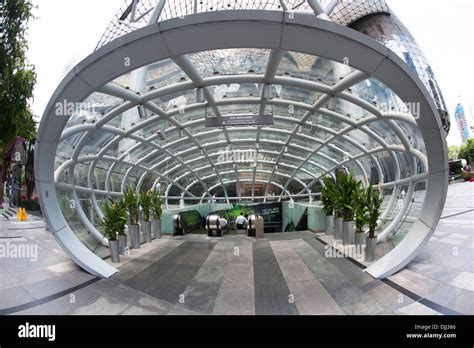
xmin=321 ymin=175 xmax=337 ymax=216
xmin=101 ymin=198 xmax=126 ymax=240
xmin=20 ymin=199 xmax=40 ymax=212
xmin=286 ymin=220 xmax=295 ymax=232
xmin=139 ymin=190 xmax=153 ymax=222
xmin=180 ymin=210 xmax=201 ymax=232
xmin=0 ymin=0 xmax=37 ymax=205
xmin=338 ymin=172 xmax=357 ymax=221
xmin=240 ymin=205 xmax=251 ymax=217
xmin=115 ymin=199 xmax=127 ymax=236
xmin=365 ymin=185 xmax=384 ymax=238
xmin=221 ymin=210 xmax=233 ymax=221
xmin=458 ymin=138 xmax=474 ymax=164
xmin=123 ymin=186 xmax=139 ymax=225
xmin=150 ymin=190 xmax=163 ymax=220
xmin=353 ymin=182 xmax=367 ymax=233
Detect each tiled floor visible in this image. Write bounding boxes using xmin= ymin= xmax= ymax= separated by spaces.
xmin=0 ymin=232 xmax=444 ymax=315
xmin=388 ymin=181 xmax=474 ymax=315
xmin=0 ymin=181 xmax=472 ymax=315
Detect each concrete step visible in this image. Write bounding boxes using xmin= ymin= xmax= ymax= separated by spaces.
xmin=227 ymin=229 xmax=248 ymax=235
xmin=4 ymin=210 xmax=14 ymax=217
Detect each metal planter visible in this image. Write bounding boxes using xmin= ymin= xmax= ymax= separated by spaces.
xmin=109 ymin=239 xmax=120 ymax=263
xmin=342 ymin=220 xmax=355 ymax=245
xmin=355 ymin=231 xmax=366 ymax=246
xmin=325 ymin=215 xmax=334 ymax=235
xmin=365 ymin=236 xmax=377 ymax=262
xmin=141 ymin=221 xmax=152 ymax=243
xmin=152 ymin=219 xmax=161 ymax=239
xmin=117 ymin=234 xmax=128 ymax=254
xmin=128 ymin=224 xmax=141 ymax=249
xmin=334 ymin=217 xmax=343 ymax=240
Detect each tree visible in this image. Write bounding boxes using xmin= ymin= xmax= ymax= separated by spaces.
xmin=448 ymin=145 xmax=460 ymax=161
xmin=458 ymin=139 xmax=474 ymax=165
xmin=0 ymin=0 xmax=37 ymax=204
xmin=23 ymin=139 xmax=35 ymax=200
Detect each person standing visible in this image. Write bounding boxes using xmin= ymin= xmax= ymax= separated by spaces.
xmin=235 ymin=212 xmax=248 ymax=230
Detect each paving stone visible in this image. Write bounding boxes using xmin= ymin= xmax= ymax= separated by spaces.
xmin=125 ymin=242 xmax=215 ymax=303
xmin=360 ymin=281 xmax=415 ymax=311
xmin=71 ymin=296 xmax=131 ymax=315
xmin=447 ymin=289 xmax=474 ymax=315
xmin=396 ymin=301 xmax=441 ymax=315
xmin=449 ymin=272 xmax=474 ymax=292
xmin=253 ymin=241 xmax=298 ymax=315
xmin=37 ymin=288 xmax=104 ymax=315
xmin=0 ymin=286 xmax=35 ymax=310
xmin=213 ymin=279 xmax=255 ymax=315
xmin=21 ymin=276 xmax=77 ymax=301
xmin=10 ymin=305 xmax=53 ymax=315
xmin=168 ymin=304 xmax=204 ymax=315
xmin=181 ymin=282 xmax=221 ymax=314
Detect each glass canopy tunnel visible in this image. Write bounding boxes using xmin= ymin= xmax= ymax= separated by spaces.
xmin=35 ymin=0 xmax=449 ymax=280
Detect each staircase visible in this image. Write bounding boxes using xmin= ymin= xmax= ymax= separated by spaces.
xmin=1 ymin=207 xmax=18 ymax=220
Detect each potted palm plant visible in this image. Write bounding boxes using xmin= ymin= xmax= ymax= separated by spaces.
xmin=151 ymin=190 xmax=163 ymax=239
xmin=115 ymin=198 xmax=128 ymax=254
xmin=365 ymin=185 xmax=383 ymax=262
xmin=353 ymin=182 xmax=367 ymax=247
xmin=124 ymin=186 xmax=141 ymax=249
xmin=333 ymin=183 xmax=343 ymax=240
xmin=139 ymin=190 xmax=153 ymax=243
xmin=339 ymin=172 xmax=356 ymax=245
xmin=321 ymin=176 xmax=336 ymax=235
xmin=101 ymin=198 xmax=123 ymax=263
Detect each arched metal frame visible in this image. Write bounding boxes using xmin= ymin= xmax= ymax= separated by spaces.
xmin=35 ymin=9 xmax=448 ymax=279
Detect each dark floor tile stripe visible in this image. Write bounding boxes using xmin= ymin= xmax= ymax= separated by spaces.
xmin=440 ymin=208 xmax=474 ymax=220
xmin=0 ymin=277 xmax=100 ymax=315
xmin=418 ymin=298 xmax=463 ymax=316
xmin=7 ymin=227 xmax=45 ymax=231
xmin=253 ymin=241 xmax=299 ymax=315
xmin=124 ymin=241 xmax=215 ymax=304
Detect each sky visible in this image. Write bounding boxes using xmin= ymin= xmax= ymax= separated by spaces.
xmin=26 ymin=0 xmax=474 ymax=146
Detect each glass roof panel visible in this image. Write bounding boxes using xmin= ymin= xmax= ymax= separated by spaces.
xmin=276 ymin=84 xmax=323 ymax=105
xmin=272 ymin=104 xmax=306 ymax=121
xmin=218 ymin=102 xmax=260 ymax=116
xmin=189 ymin=49 xmax=269 ymax=78
xmin=277 ymin=51 xmax=355 ymax=86
xmin=397 ymin=121 xmax=426 ymax=153
xmin=55 ymin=48 xmax=426 ymax=202
xmin=334 ymin=98 xmax=371 ymax=121
xmin=145 ymin=59 xmax=187 ymax=90
xmin=332 ymin=138 xmax=360 ymax=156
xmin=65 ymin=92 xmax=124 ymax=128
xmin=292 ymin=135 xmax=320 ymax=150
xmin=152 ymin=87 xmax=197 ymax=111
xmin=353 ymin=77 xmax=407 ymax=114
xmin=214 ymin=83 xmax=262 ymax=100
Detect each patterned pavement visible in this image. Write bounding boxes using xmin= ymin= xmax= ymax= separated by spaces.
xmin=0 ymin=181 xmax=472 ymax=315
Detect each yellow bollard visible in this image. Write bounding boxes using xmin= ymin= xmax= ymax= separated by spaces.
xmin=17 ymin=208 xmax=27 ymax=221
